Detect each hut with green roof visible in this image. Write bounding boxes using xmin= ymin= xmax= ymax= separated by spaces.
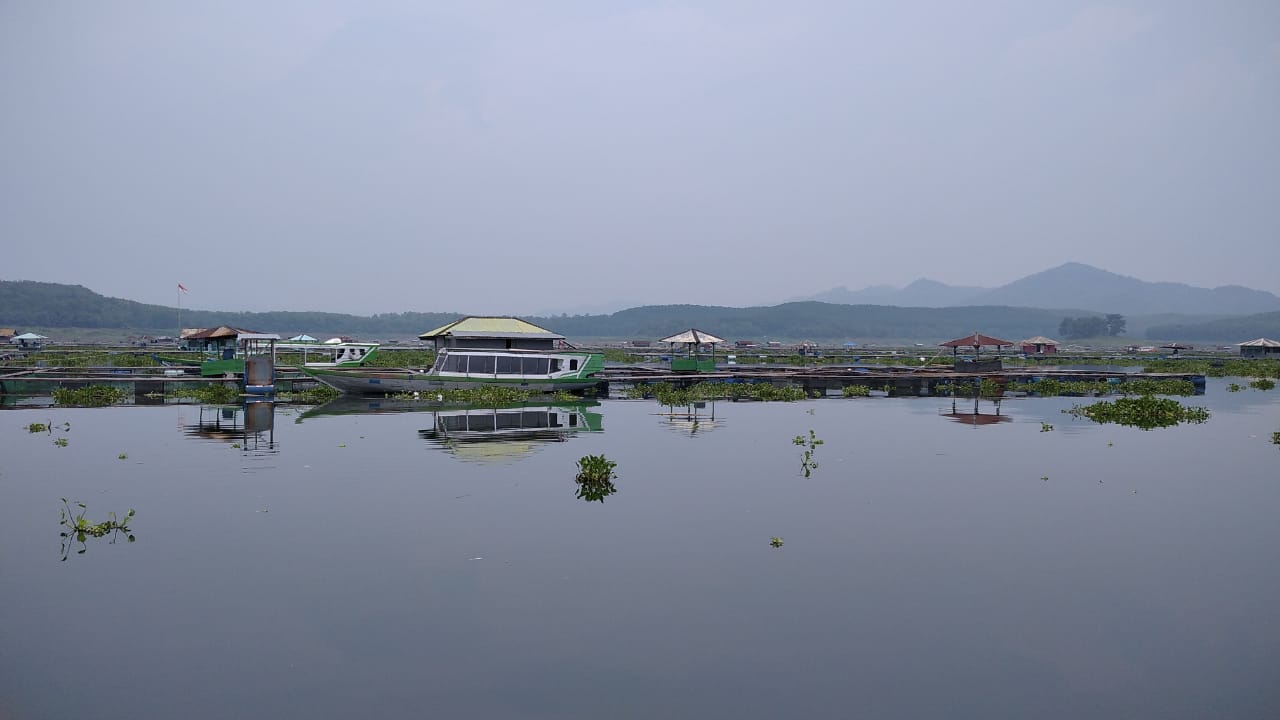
xmin=418 ymin=316 xmax=566 ymax=351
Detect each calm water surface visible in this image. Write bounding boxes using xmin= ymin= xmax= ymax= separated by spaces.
xmin=2 ymin=380 xmax=1278 ymax=719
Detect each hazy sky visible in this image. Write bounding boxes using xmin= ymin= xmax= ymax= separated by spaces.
xmin=3 ymin=1 xmax=1277 ymax=315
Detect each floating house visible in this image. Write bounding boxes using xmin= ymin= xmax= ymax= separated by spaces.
xmin=1020 ymin=336 xmax=1059 ymax=354
xmin=418 ymin=316 xmax=565 ymax=351
xmin=1238 ymin=338 xmax=1280 ymax=358
xmin=181 ymin=326 xmax=256 ymax=357
xmin=10 ymin=332 xmax=48 ymax=349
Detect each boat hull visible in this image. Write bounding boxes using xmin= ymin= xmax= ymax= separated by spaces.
xmin=303 ymin=367 xmax=601 ymax=395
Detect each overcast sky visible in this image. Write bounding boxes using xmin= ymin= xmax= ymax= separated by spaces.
xmin=2 ymin=1 xmax=1277 ymax=315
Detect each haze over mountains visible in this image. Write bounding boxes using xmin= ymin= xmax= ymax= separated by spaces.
xmin=794 ymin=263 xmax=1280 ymax=317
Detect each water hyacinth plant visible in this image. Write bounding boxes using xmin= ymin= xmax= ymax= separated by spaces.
xmin=1065 ymin=395 xmax=1209 ymax=430
xmin=59 ymin=499 xmax=135 ymax=560
xmin=574 ymin=454 xmax=618 ymax=503
xmin=793 ymin=429 xmax=823 ymax=477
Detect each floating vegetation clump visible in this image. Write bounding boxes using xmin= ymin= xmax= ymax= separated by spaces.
xmin=1250 ymin=378 xmax=1275 ymax=391
xmin=770 ymin=537 xmax=784 ymax=548
xmin=53 ymin=437 xmax=69 ymax=447
xmin=275 ymin=385 xmax=341 ymax=404
xmin=1228 ymin=383 xmax=1243 ymax=392
xmin=1143 ymin=358 xmax=1279 ymax=379
xmin=1040 ymin=423 xmax=1054 ymax=432
xmin=27 ymin=422 xmax=49 ymax=433
xmin=52 ymin=385 xmax=126 ymax=407
xmin=1118 ymin=379 xmax=1196 ymax=396
xmin=574 ymin=454 xmax=618 ymax=503
xmin=1065 ymin=395 xmax=1209 ymax=430
xmin=390 ymin=385 xmax=537 ymax=404
xmin=628 ymin=381 xmax=806 ymax=405
xmin=936 ymin=379 xmax=1003 ymax=398
xmin=59 ymin=499 xmax=135 ymax=560
xmin=1005 ymin=379 xmax=1112 ymax=397
xmin=1272 ymin=432 xmax=1280 ymax=445
xmin=842 ymin=385 xmax=871 ymax=397
xmin=168 ymin=384 xmax=241 ymax=404
xmin=793 ymin=429 xmax=823 ymax=477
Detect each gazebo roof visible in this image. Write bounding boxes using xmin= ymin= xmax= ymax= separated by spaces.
xmin=940 ymin=333 xmax=1013 ymax=348
xmin=1020 ymin=336 xmax=1059 ymax=345
xmin=659 ymin=329 xmax=724 ymax=345
xmin=1238 ymin=338 xmax=1280 ymax=347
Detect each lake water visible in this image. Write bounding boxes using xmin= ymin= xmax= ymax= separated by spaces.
xmin=2 ymin=379 xmax=1278 ymax=719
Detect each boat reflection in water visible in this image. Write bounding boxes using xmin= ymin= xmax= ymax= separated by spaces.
xmin=420 ymin=404 xmax=603 ymax=464
xmin=183 ymin=400 xmax=277 ymax=450
xmin=940 ymin=397 xmax=1011 ymax=428
xmin=298 ymin=397 xmax=603 ymax=464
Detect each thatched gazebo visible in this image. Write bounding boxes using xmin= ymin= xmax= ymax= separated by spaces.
xmin=660 ymin=329 xmax=724 ymax=373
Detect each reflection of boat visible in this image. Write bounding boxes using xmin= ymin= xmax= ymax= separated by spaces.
xmin=304 ymin=348 xmax=603 ymax=395
xmin=419 ymin=404 xmax=604 ymax=463
xmin=940 ymin=398 xmax=1011 ymax=427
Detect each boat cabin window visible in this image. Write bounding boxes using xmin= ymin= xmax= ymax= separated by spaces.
xmin=496 ymin=356 xmax=522 ymax=375
xmin=443 ymin=354 xmax=467 ymax=373
xmin=521 ymin=357 xmax=549 ymax=375
xmin=549 ymin=359 xmax=563 ymax=373
xmin=569 ymin=359 xmax=579 ymax=371
xmin=469 ymin=355 xmax=496 ymax=374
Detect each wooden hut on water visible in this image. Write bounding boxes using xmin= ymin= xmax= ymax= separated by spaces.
xmin=1238 ymin=338 xmax=1280 ymax=358
xmin=940 ymin=333 xmax=1013 ymax=372
xmin=660 ymin=329 xmax=724 ymax=373
xmin=1020 ymin=336 xmax=1059 ymax=354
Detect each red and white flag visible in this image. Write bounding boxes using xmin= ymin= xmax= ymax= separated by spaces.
xmin=178 ymin=283 xmax=189 ymax=294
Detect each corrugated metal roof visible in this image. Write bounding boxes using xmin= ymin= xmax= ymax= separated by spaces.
xmin=940 ymin=333 xmax=1014 ymax=348
xmin=418 ymin=316 xmax=564 ymax=340
xmin=659 ymin=329 xmax=725 ymax=345
xmin=1020 ymin=336 xmax=1059 ymax=345
xmin=1238 ymin=338 xmax=1280 ymax=347
xmin=185 ymin=326 xmax=253 ymax=340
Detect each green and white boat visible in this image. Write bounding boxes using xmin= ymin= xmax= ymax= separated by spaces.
xmin=302 ymin=347 xmax=604 ymax=395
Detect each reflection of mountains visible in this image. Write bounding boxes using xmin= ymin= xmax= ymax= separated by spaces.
xmin=419 ymin=404 xmax=603 ymax=463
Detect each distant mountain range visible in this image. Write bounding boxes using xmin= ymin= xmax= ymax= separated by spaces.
xmin=4 ymin=265 xmax=1280 ymax=343
xmin=795 ymin=263 xmax=1280 ymax=317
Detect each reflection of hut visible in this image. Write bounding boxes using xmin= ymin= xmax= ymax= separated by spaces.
xmin=660 ymin=329 xmax=724 ymax=373
xmin=940 ymin=333 xmax=1013 ymax=372
xmin=1238 ymin=338 xmax=1280 ymax=358
xmin=940 ymin=397 xmax=1011 ymax=428
xmin=418 ymin=317 xmax=564 ymax=351
xmin=1020 ymin=336 xmax=1059 ymax=354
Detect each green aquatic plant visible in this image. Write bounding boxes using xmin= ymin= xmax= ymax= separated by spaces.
xmin=770 ymin=537 xmax=784 ymax=548
xmin=574 ymin=454 xmax=618 ymax=503
xmin=53 ymin=437 xmax=68 ymax=447
xmin=274 ymin=384 xmax=341 ymax=404
xmin=1272 ymin=432 xmax=1279 ymax=445
xmin=1227 ymin=383 xmax=1243 ymax=392
xmin=793 ymin=429 xmax=824 ymax=477
xmin=27 ymin=422 xmax=49 ymax=433
xmin=118 ymin=453 xmax=127 ymax=460
xmin=168 ymin=384 xmax=241 ymax=404
xmin=630 ymin=381 xmax=806 ymax=405
xmin=842 ymin=384 xmax=871 ymax=397
xmin=1118 ymin=379 xmax=1196 ymax=396
xmin=59 ymin=499 xmax=135 ymax=560
xmin=1250 ymin=378 xmax=1275 ymax=391
xmin=1065 ymin=395 xmax=1210 ymax=430
xmin=1040 ymin=423 xmax=1054 ymax=432
xmin=52 ymin=385 xmax=126 ymax=407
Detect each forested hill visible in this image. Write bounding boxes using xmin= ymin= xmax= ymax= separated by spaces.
xmin=1145 ymin=311 xmax=1280 ymax=343
xmin=3 ymin=279 xmax=1101 ymax=342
